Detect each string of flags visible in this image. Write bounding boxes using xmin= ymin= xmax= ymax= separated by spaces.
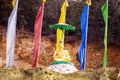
xmin=5 ymin=0 xmax=109 ymax=71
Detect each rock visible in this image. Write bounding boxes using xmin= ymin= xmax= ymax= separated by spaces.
xmin=117 ymin=71 xmax=120 ymax=80
xmin=0 ymin=67 xmax=120 ymax=80
xmin=100 ymin=71 xmax=110 ymax=80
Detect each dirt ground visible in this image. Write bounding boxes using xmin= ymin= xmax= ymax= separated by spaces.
xmin=0 ymin=27 xmax=120 ymax=70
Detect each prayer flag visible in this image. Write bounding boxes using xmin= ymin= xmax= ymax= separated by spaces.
xmin=101 ymin=0 xmax=108 ymax=67
xmin=56 ymin=0 xmax=68 ymax=50
xmin=32 ymin=1 xmax=45 ymax=67
xmin=6 ymin=0 xmax=18 ymax=66
xmin=78 ymin=2 xmax=90 ymax=70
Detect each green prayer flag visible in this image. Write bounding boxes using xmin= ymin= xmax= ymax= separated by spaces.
xmin=101 ymin=0 xmax=108 ymax=67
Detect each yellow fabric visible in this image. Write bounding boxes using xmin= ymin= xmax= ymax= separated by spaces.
xmin=58 ymin=0 xmax=68 ymax=23
xmin=56 ymin=0 xmax=68 ymax=50
xmin=54 ymin=0 xmax=71 ymax=62
xmin=42 ymin=0 xmax=46 ymax=3
xmin=86 ymin=0 xmax=91 ymax=6
xmin=11 ymin=0 xmax=16 ymax=7
xmin=53 ymin=50 xmax=71 ymax=62
xmin=56 ymin=29 xmax=62 ymax=50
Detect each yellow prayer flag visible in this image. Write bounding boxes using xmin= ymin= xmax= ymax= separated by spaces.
xmin=56 ymin=29 xmax=62 ymax=50
xmin=56 ymin=0 xmax=68 ymax=50
xmin=58 ymin=0 xmax=69 ymax=23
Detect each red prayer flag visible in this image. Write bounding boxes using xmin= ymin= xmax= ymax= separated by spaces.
xmin=32 ymin=2 xmax=44 ymax=67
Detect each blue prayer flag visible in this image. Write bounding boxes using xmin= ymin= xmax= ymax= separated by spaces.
xmin=78 ymin=4 xmax=89 ymax=70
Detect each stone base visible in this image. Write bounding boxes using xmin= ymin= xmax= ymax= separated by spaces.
xmin=47 ymin=61 xmax=78 ymax=74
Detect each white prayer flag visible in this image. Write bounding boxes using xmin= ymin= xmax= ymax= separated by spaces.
xmin=6 ymin=0 xmax=18 ymax=66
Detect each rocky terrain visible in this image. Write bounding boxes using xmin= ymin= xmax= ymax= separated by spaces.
xmin=0 ymin=67 xmax=120 ymax=80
